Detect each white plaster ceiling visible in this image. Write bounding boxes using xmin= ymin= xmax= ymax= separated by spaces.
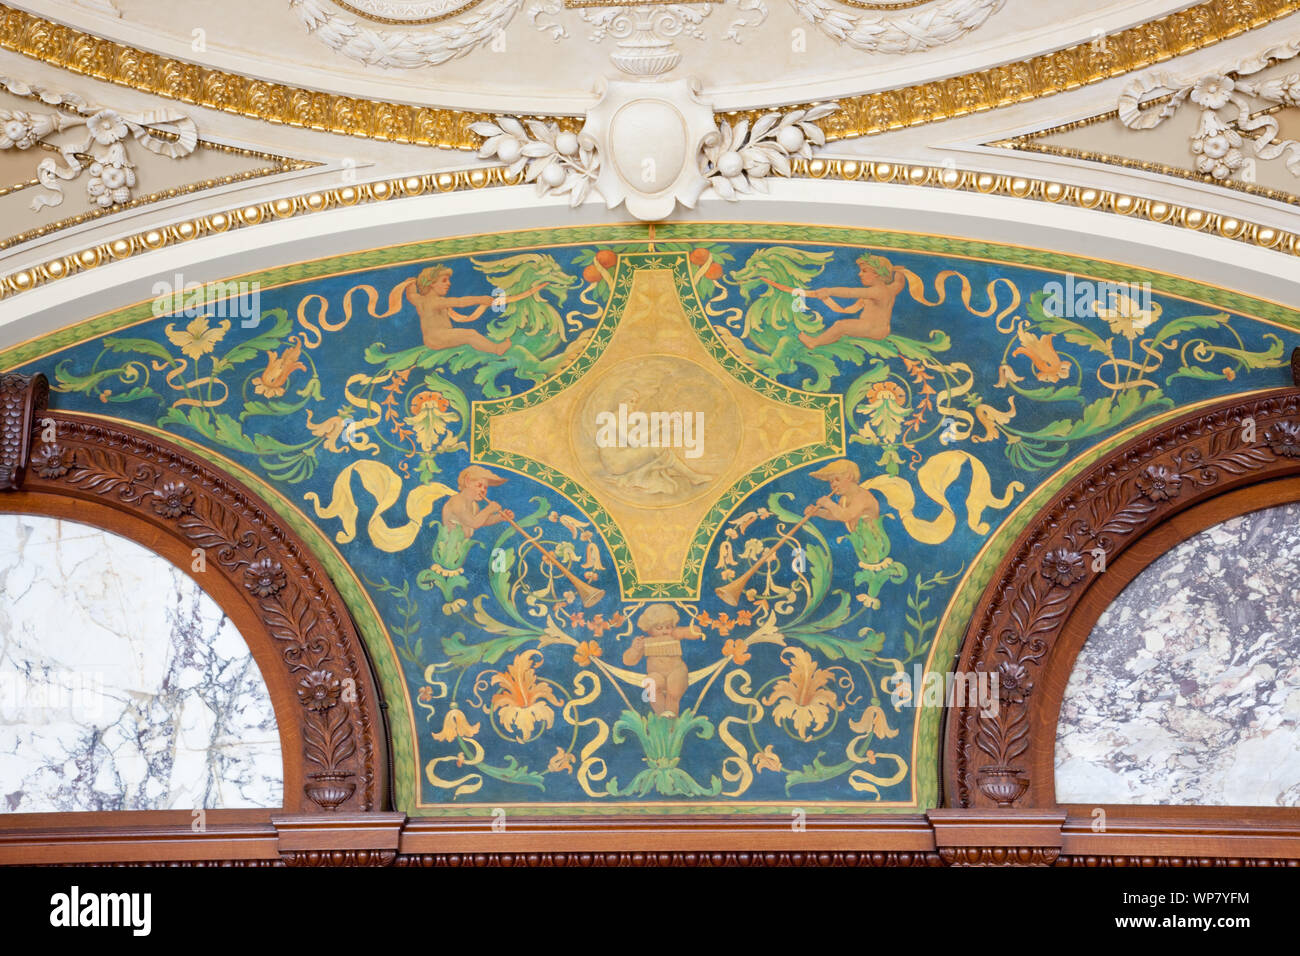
xmin=30 ymin=0 xmax=1207 ymax=112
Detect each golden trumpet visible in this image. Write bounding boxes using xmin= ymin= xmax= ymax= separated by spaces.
xmin=492 ymin=504 xmax=606 ymax=608
xmin=715 ymin=512 xmax=815 ymax=606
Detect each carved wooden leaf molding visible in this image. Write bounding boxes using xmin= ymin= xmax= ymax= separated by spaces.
xmin=947 ymin=386 xmax=1300 ymax=809
xmin=0 ymin=373 xmax=385 ymax=813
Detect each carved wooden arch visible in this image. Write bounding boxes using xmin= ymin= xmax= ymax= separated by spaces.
xmin=944 ymin=385 xmax=1300 ymax=810
xmin=0 ymin=373 xmax=387 ymax=816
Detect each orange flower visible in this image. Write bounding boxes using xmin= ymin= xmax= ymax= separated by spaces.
xmin=410 ymin=390 xmax=449 ymax=414
xmin=417 ymin=685 xmax=434 ymax=702
xmin=865 ymin=381 xmax=907 ymax=407
xmin=588 ymin=614 xmax=613 ymax=637
xmin=490 ymin=650 xmax=562 ymax=742
xmin=573 ymin=640 xmax=602 ymax=666
xmin=714 ymin=612 xmax=736 ymax=636
xmin=734 ymin=609 xmax=753 ymax=627
xmin=252 ymin=339 xmax=306 ymax=398
xmin=1012 ymin=329 xmax=1071 ymax=383
xmin=722 ymin=638 xmax=751 ymax=665
xmin=696 ymin=610 xmax=714 ymax=627
xmin=404 ymin=389 xmax=459 ymax=453
xmin=900 ymin=357 xmax=932 ymax=382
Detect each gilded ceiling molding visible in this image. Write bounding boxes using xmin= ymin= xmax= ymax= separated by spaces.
xmin=3 ymin=157 xmax=1298 ymax=303
xmin=990 ymin=133 xmax=1300 ymax=209
xmin=814 ymin=0 xmax=1300 ymax=142
xmin=1 ymin=0 xmax=1297 ymax=148
xmin=0 ymin=2 xmax=515 ymax=150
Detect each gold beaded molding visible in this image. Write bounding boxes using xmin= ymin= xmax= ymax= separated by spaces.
xmin=1 ymin=160 xmax=1296 ymax=303
xmin=1 ymin=0 xmax=1298 ymax=148
xmin=0 ymin=142 xmax=317 ymax=252
xmin=992 ymin=117 xmax=1300 ymax=209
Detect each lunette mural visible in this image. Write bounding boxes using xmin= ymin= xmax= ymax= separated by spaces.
xmin=3 ymin=223 xmax=1296 ymax=816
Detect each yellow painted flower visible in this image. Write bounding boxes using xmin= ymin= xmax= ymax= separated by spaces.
xmin=752 ymin=745 xmax=782 ymax=773
xmin=252 ymin=339 xmax=306 ymax=398
xmin=430 ymin=705 xmax=480 ymax=742
xmin=762 ymin=647 xmax=843 ymax=740
xmin=995 ymin=363 xmax=1025 ymax=388
xmin=573 ymin=640 xmax=602 ymax=666
xmin=165 ymin=315 xmax=230 ymax=360
xmin=848 ymin=704 xmax=899 ymax=739
xmin=547 ymin=747 xmax=576 ymax=774
xmin=490 ymin=649 xmax=562 ymax=743
xmin=304 ymin=408 xmax=350 ymax=452
xmin=1012 ymin=328 xmax=1071 ymax=383
xmin=1093 ymin=293 xmax=1162 ymax=341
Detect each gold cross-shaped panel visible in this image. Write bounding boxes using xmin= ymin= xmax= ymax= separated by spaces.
xmin=474 ymin=254 xmax=843 ymax=600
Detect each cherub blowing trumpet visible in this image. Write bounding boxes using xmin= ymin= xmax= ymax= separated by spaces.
xmin=803 ymin=459 xmax=907 ymax=608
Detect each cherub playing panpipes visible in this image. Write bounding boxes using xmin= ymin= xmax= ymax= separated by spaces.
xmin=621 ymin=604 xmax=704 ymax=717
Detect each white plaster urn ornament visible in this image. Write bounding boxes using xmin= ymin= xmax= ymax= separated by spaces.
xmin=296 ymin=0 xmax=1001 ymax=73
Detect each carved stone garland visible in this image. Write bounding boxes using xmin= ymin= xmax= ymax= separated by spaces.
xmin=1118 ymin=39 xmax=1300 ymax=183
xmin=0 ymin=373 xmax=384 ymax=813
xmin=947 ymin=387 xmax=1300 ymax=809
xmin=0 ymin=75 xmax=198 ymax=211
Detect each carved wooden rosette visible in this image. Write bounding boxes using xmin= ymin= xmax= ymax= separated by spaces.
xmin=946 ymin=389 xmax=1300 ymax=809
xmin=0 ymin=377 xmax=385 ymax=814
